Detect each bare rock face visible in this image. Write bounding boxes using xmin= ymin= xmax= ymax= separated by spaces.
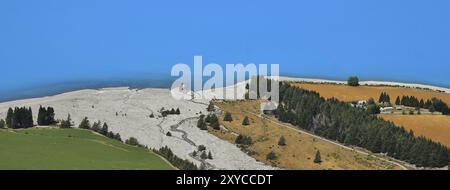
xmin=0 ymin=87 xmax=274 ymax=170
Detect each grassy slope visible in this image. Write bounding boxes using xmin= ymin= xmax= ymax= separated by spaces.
xmin=0 ymin=128 xmax=173 ymax=170
xmin=381 ymin=115 xmax=450 ymax=147
xmin=212 ymin=100 xmax=401 ymax=170
xmin=292 ymin=82 xmax=450 ymax=148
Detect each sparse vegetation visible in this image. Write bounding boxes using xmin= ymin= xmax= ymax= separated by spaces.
xmin=208 ymin=151 xmax=213 ymax=159
xmin=213 ymin=100 xmax=404 ymax=170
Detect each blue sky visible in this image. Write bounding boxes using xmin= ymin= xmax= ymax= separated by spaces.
xmin=1 ymin=0 xmax=450 ymax=93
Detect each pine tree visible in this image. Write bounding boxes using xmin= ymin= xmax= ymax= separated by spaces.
xmin=429 ymin=105 xmax=436 ymax=113
xmin=223 ymin=112 xmax=233 ymax=122
xmin=79 ymin=117 xmax=91 ymax=129
xmin=197 ymin=145 xmax=206 ymax=151
xmin=0 ymin=119 xmax=5 ymax=128
xmin=278 ymin=136 xmax=286 ymax=146
xmin=266 ymin=151 xmax=277 ymax=160
xmin=242 ymin=116 xmax=250 ymax=126
xmin=91 ymin=120 xmax=101 ymax=132
xmin=6 ymin=108 xmax=13 ymax=128
xmin=395 ymin=96 xmax=401 ymax=105
xmin=197 ymin=115 xmax=207 ymax=130
xmin=60 ymin=114 xmax=73 ymax=128
xmin=347 ymin=76 xmax=359 ymax=86
xmin=46 ymin=107 xmax=55 ymax=125
xmin=37 ymin=105 xmax=45 ymax=125
xmin=200 ymin=151 xmax=208 ymax=160
xmin=207 ymin=151 xmax=213 ymax=159
xmin=100 ymin=123 xmax=109 ymax=135
xmin=207 ymin=101 xmax=215 ymax=112
xmin=314 ymin=150 xmax=322 ymax=164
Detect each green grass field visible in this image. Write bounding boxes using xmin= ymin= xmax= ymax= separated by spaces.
xmin=0 ymin=128 xmax=174 ymax=170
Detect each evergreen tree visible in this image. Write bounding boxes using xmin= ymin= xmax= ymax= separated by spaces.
xmin=197 ymin=115 xmax=207 ymax=130
xmin=347 ymin=76 xmax=359 ymax=86
xmin=198 ymin=145 xmax=206 ymax=151
xmin=275 ymin=82 xmax=450 ymax=167
xmin=207 ymin=151 xmax=213 ymax=159
xmin=79 ymin=117 xmax=91 ymax=129
xmin=100 ymin=123 xmax=109 ymax=136
xmin=6 ymin=108 xmax=13 ymax=128
xmin=395 ymin=96 xmax=401 ymax=105
xmin=266 ymin=151 xmax=277 ymax=160
xmin=207 ymin=101 xmax=215 ymax=112
xmin=209 ymin=114 xmax=220 ymax=130
xmin=125 ymin=137 xmax=140 ymax=146
xmin=0 ymin=119 xmax=5 ymax=128
xmin=223 ymin=112 xmax=233 ymax=122
xmin=200 ymin=151 xmax=208 ymax=160
xmin=242 ymin=116 xmax=250 ymax=126
xmin=37 ymin=105 xmax=45 ymax=125
xmin=60 ymin=114 xmax=73 ymax=128
xmin=114 ymin=133 xmax=122 ymax=142
xmin=37 ymin=106 xmax=55 ymax=125
xmin=91 ymin=120 xmax=101 ymax=132
xmin=278 ymin=136 xmax=286 ymax=146
xmin=314 ymin=150 xmax=322 ymax=164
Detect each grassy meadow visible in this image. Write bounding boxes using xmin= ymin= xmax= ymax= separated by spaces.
xmin=0 ymin=128 xmax=173 ymax=170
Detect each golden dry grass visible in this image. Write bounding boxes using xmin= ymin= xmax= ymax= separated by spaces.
xmin=292 ymin=83 xmax=450 ymax=105
xmin=212 ymin=100 xmax=401 ymax=170
xmin=381 ymin=115 xmax=450 ymax=147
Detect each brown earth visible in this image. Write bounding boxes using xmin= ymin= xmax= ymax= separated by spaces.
xmin=210 ymin=100 xmax=402 ymax=170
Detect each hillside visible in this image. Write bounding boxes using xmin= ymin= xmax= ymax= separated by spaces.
xmin=211 ymin=100 xmax=403 ymax=170
xmin=381 ymin=115 xmax=450 ymax=148
xmin=0 ymin=128 xmax=174 ymax=170
xmin=291 ymin=82 xmax=450 ymax=149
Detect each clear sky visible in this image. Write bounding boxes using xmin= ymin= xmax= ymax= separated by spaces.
xmin=1 ymin=0 xmax=450 ymax=93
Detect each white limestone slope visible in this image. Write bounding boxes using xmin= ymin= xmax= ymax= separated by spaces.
xmin=0 ymin=87 xmax=273 ymax=170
